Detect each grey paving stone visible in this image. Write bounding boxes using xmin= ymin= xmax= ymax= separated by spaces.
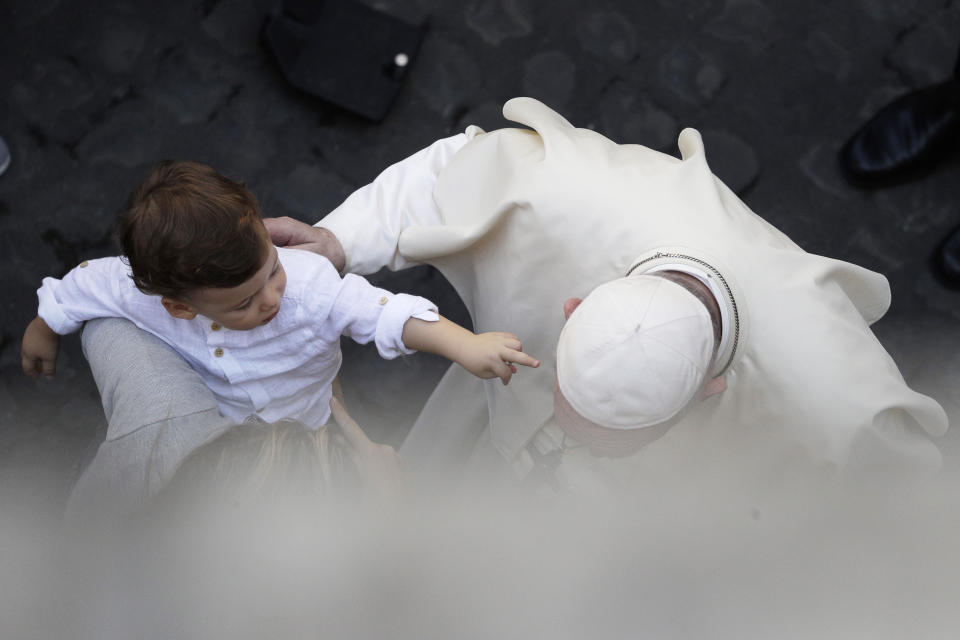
xmin=0 ymin=376 xmax=20 ymax=437
xmin=658 ymin=44 xmax=726 ymax=107
xmin=855 ymin=0 xmax=922 ymax=23
xmin=886 ymin=9 xmax=960 ymax=86
xmin=266 ymin=163 xmax=356 ymax=222
xmin=410 ymin=36 xmax=483 ymax=119
xmin=805 ymin=30 xmax=852 ymax=83
xmin=599 ymin=80 xmax=678 ymax=150
xmin=695 ymin=62 xmax=726 ymax=102
xmin=201 ymin=0 xmax=263 ymax=57
xmin=11 ymin=58 xmax=97 ymax=121
xmin=228 ymin=81 xmax=301 ymax=129
xmin=915 ymin=267 xmax=960 ymax=322
xmin=143 ymin=46 xmax=243 ymax=126
xmin=873 ymin=175 xmax=958 ymax=235
xmin=655 ymin=0 xmax=716 ymax=19
xmin=577 ymin=11 xmax=638 ymax=63
xmin=522 ymin=51 xmax=576 ymax=111
xmin=0 ymin=127 xmax=74 ymax=188
xmin=5 ymin=0 xmax=61 ymax=28
xmin=196 ymin=115 xmax=279 ymax=178
xmin=843 ymin=226 xmax=908 ymax=276
xmin=456 ymin=100 xmax=509 ymax=133
xmin=96 ymin=16 xmax=149 ymax=74
xmin=3 ymin=195 xmax=68 ymax=271
xmin=74 ymin=102 xmax=164 ymax=168
xmin=360 ymin=0 xmax=433 ymax=26
xmin=798 ymin=142 xmax=855 ymax=201
xmin=464 ymin=0 xmax=533 ymax=46
xmin=703 ymin=0 xmax=782 ymax=53
xmin=699 ymin=128 xmax=759 ymax=195
xmin=41 ymin=178 xmax=118 ymax=235
xmin=852 ymin=85 xmax=912 ymax=121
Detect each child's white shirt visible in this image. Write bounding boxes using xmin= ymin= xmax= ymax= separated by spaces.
xmin=37 ymin=247 xmax=438 ymax=427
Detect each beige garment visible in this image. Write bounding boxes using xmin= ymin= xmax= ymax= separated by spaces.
xmin=323 ymin=97 xmax=947 ymax=482
xmin=66 ymin=318 xmax=235 ymax=522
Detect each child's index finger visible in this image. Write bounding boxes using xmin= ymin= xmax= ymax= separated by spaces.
xmin=506 ymin=349 xmax=540 ymax=369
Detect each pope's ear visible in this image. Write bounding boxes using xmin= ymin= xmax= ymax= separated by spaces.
xmin=161 ymin=297 xmax=199 ymax=320
xmin=563 ymin=298 xmax=583 ymax=320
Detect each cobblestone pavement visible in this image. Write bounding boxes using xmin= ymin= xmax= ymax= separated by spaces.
xmin=2 ymin=0 xmax=959 ymax=509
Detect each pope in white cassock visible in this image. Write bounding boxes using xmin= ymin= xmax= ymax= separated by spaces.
xmin=281 ymin=96 xmax=947 ymax=492
xmin=71 ymin=96 xmax=950 ymax=513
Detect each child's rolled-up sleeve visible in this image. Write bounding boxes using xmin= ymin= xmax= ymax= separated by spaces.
xmin=327 ymin=272 xmax=438 ymax=359
xmin=37 ymin=257 xmax=133 ymax=335
xmin=373 ymin=292 xmax=438 ymax=358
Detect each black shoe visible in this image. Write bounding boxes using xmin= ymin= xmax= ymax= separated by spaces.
xmin=839 ymin=80 xmax=960 ymax=188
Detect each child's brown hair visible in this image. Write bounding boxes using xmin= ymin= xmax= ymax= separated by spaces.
xmin=119 ymin=161 xmax=267 ymax=298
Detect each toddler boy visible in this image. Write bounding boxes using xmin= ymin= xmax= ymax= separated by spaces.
xmin=21 ymin=161 xmax=539 ymax=427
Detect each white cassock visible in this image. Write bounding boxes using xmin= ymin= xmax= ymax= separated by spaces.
xmin=321 ymin=97 xmax=947 ymax=493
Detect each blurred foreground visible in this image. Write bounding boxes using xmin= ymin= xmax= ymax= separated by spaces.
xmin=4 ymin=463 xmax=960 ymax=639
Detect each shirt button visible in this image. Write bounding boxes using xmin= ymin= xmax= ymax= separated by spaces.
xmin=79 ymin=260 xmax=89 ymax=268
xmin=210 ymin=322 xmax=221 ymax=331
xmin=256 ymin=407 xmax=265 ymax=413
xmin=378 ymin=296 xmax=388 ymax=305
xmin=214 ymin=347 xmax=224 ymax=358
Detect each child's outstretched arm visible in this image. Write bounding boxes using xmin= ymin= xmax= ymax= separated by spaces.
xmin=22 ymin=316 xmax=60 ymax=378
xmin=401 ymin=316 xmax=540 ymax=385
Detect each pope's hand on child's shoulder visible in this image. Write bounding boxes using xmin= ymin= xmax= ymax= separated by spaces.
xmin=263 ymin=216 xmax=345 ymax=272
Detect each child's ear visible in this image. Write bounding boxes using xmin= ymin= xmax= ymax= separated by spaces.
xmin=161 ymin=297 xmax=199 ymax=320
